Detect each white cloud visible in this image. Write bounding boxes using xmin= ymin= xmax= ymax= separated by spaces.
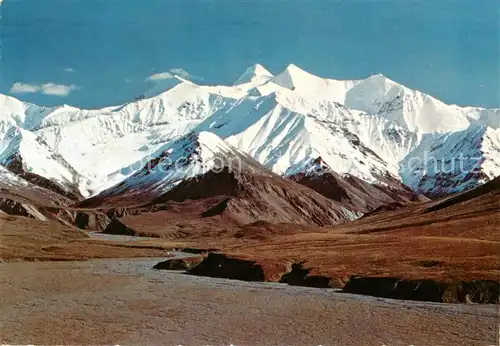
xmin=64 ymin=67 xmax=76 ymax=73
xmin=10 ymin=82 xmax=40 ymax=94
xmin=146 ymin=72 xmax=174 ymax=82
xmin=9 ymin=82 xmax=80 ymax=97
xmin=169 ymin=68 xmax=190 ymax=79
xmin=146 ymin=68 xmax=200 ymax=82
xmin=41 ymin=83 xmax=79 ymax=96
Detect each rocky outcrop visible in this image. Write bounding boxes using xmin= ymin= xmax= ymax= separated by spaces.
xmin=188 ymin=253 xmax=266 ymax=282
xmin=177 ymin=247 xmax=218 ymax=254
xmin=289 ymin=158 xmax=421 ymax=213
xmin=74 ymin=212 xmax=111 ymax=232
xmin=0 ymin=165 xmax=110 ymax=230
xmin=279 ymin=262 xmax=343 ymax=288
xmin=103 ymin=219 xmax=139 ymax=236
xmin=5 ymin=154 xmax=83 ymax=201
xmin=441 ymin=280 xmax=500 ymax=304
xmin=153 ymin=257 xmax=203 ymax=271
xmin=343 ymin=276 xmax=500 ymax=304
xmin=183 ymin=254 xmax=499 ymax=304
xmin=0 ymin=196 xmax=112 ymax=231
xmin=0 ymin=198 xmax=33 ymax=218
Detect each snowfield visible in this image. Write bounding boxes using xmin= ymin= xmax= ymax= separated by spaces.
xmin=0 ymin=64 xmax=498 ymax=197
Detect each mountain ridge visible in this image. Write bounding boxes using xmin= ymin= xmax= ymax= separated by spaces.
xmin=1 ymin=64 xmax=499 ymax=199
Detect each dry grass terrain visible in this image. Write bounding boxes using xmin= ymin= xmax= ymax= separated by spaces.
xmin=0 ymin=214 xmax=172 ymax=261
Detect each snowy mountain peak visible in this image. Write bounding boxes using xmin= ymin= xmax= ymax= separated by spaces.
xmin=270 ymin=64 xmax=360 ymax=104
xmin=283 ymin=63 xmax=305 ymax=73
xmin=0 ymin=93 xmax=22 ymax=108
xmin=143 ymin=75 xmax=186 ymax=98
xmin=302 ymin=156 xmax=334 ymax=176
xmin=370 ymin=73 xmax=389 ymax=80
xmin=234 ymin=64 xmax=273 ymax=85
xmin=273 ymin=63 xmax=314 ymax=89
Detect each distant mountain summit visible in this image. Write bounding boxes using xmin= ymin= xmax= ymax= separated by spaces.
xmin=234 ymin=63 xmax=273 ymax=85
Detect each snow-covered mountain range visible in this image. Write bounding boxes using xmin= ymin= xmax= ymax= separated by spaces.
xmin=1 ymin=64 xmax=499 ymax=198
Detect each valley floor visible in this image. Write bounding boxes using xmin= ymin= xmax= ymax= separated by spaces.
xmin=0 ymin=180 xmax=499 ymax=345
xmin=1 ymin=258 xmax=498 ymax=345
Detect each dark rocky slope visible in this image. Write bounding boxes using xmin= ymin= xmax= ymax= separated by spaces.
xmin=289 ymin=157 xmax=427 ymax=213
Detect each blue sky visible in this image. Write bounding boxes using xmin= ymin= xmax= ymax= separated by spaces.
xmin=2 ymin=0 xmax=499 ymax=109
